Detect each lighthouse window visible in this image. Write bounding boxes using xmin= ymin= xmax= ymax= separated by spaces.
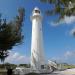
xmin=41 ymin=65 xmax=44 ymax=69
xmin=35 ymin=10 xmax=40 ymax=13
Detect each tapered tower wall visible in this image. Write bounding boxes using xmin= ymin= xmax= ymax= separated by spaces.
xmin=31 ymin=7 xmax=45 ymax=71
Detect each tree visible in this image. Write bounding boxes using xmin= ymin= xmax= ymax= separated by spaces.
xmin=19 ymin=64 xmax=30 ymax=68
xmin=40 ymin=0 xmax=75 ymax=36
xmin=40 ymin=0 xmax=75 ymax=21
xmin=0 ymin=8 xmax=25 ymax=62
xmin=4 ymin=62 xmax=17 ymax=69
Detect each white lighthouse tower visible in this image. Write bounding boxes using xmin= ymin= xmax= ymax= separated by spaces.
xmin=30 ymin=7 xmax=45 ymax=71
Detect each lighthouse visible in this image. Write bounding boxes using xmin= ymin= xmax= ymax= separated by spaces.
xmin=30 ymin=7 xmax=45 ymax=71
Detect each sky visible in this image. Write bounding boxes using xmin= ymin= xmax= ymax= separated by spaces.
xmin=0 ymin=0 xmax=75 ymax=64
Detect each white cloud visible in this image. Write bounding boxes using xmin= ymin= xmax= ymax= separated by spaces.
xmin=50 ymin=57 xmax=63 ymax=63
xmin=63 ymin=51 xmax=75 ymax=64
xmin=50 ymin=50 xmax=75 ymax=64
xmin=4 ymin=51 xmax=30 ymax=64
xmin=69 ymin=28 xmax=75 ymax=36
xmin=50 ymin=19 xmax=64 ymax=27
xmin=64 ymin=16 xmax=75 ymax=24
xmin=51 ymin=16 xmax=75 ymax=26
xmin=64 ymin=51 xmax=75 ymax=58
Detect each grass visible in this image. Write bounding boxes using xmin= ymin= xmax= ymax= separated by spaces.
xmin=63 ymin=65 xmax=75 ymax=69
xmin=0 ymin=72 xmax=7 ymax=75
xmin=0 ymin=68 xmax=6 ymax=75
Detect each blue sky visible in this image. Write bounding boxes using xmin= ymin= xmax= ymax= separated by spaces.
xmin=0 ymin=0 xmax=75 ymax=64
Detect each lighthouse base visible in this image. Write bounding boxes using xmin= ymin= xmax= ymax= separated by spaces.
xmin=30 ymin=65 xmax=52 ymax=74
xmin=30 ymin=69 xmax=52 ymax=74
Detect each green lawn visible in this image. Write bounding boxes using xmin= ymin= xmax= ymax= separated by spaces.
xmin=63 ymin=65 xmax=75 ymax=69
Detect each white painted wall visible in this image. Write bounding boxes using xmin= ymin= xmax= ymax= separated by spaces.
xmin=31 ymin=7 xmax=45 ymax=71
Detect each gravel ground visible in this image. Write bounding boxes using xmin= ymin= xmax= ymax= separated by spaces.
xmin=1 ymin=69 xmax=75 ymax=75
xmin=60 ymin=68 xmax=75 ymax=75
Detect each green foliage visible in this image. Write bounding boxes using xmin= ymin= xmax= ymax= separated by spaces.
xmin=40 ymin=0 xmax=75 ymax=20
xmin=4 ymin=63 xmax=17 ymax=69
xmin=0 ymin=8 xmax=25 ymax=62
xmin=19 ymin=64 xmax=30 ymax=68
xmin=63 ymin=64 xmax=75 ymax=69
xmin=0 ymin=63 xmax=17 ymax=69
xmin=57 ymin=63 xmax=75 ymax=69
